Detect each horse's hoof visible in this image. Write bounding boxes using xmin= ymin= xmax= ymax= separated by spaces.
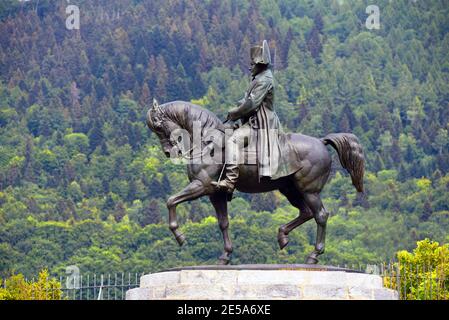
xmin=218 ymin=258 xmax=230 ymax=265
xmin=218 ymin=253 xmax=231 ymax=265
xmin=175 ymin=233 xmax=186 ymax=246
xmin=305 ymin=256 xmax=319 ymax=264
xmin=278 ymin=235 xmax=289 ymax=250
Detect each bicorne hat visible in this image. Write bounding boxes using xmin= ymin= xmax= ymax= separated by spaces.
xmin=250 ymin=40 xmax=271 ymax=65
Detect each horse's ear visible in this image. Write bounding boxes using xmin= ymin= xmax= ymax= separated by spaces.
xmin=152 ymin=98 xmax=163 ymax=115
xmin=152 ymin=98 xmax=159 ymax=109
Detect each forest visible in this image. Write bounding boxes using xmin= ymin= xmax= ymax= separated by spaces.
xmin=0 ymin=0 xmax=448 ymax=280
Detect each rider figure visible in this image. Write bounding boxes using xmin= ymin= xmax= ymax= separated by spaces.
xmin=212 ymin=40 xmax=282 ymax=194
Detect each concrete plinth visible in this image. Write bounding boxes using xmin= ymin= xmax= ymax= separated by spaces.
xmin=126 ymin=265 xmax=398 ymax=300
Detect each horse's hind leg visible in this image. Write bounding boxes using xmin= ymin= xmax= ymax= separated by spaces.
xmin=278 ymin=188 xmax=314 ymax=250
xmin=210 ymin=192 xmax=233 ymax=265
xmin=302 ymin=192 xmax=329 ymax=264
xmin=166 ymin=180 xmax=205 ymax=246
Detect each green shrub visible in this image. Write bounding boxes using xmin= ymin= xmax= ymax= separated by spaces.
xmin=0 ymin=269 xmax=62 ymax=300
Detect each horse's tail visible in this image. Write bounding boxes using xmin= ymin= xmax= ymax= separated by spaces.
xmin=321 ymin=133 xmax=365 ymax=193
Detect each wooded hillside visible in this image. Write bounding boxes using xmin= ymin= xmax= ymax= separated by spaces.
xmin=0 ymin=0 xmax=448 ymax=278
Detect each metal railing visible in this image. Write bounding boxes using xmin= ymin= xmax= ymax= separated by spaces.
xmin=380 ymin=262 xmax=448 ymax=300
xmin=60 ymin=272 xmax=144 ymax=300
xmin=1 ymin=272 xmax=143 ymax=300
xmin=2 ymin=263 xmax=447 ymax=300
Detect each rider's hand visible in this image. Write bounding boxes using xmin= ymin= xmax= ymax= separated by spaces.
xmin=227 ymin=107 xmax=240 ymax=121
xmin=224 ymin=109 xmax=239 ymax=130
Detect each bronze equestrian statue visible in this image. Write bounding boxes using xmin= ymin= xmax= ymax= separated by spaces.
xmin=146 ymin=41 xmax=365 ymax=265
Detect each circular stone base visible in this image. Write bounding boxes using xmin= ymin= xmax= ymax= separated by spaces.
xmin=126 ymin=265 xmax=398 ymax=300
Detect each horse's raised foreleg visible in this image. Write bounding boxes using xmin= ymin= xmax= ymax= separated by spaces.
xmin=210 ymin=192 xmax=233 ymax=265
xmin=278 ymin=188 xmax=314 ymax=250
xmin=302 ymin=192 xmax=329 ymax=264
xmin=166 ymin=180 xmax=205 ymax=246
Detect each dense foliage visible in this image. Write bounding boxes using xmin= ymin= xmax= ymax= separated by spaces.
xmin=0 ymin=0 xmax=448 ymax=279
xmin=386 ymin=239 xmax=449 ymax=300
xmin=0 ymin=269 xmax=62 ymax=300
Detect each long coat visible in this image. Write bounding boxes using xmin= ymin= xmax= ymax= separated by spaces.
xmin=228 ymin=69 xmax=288 ymax=180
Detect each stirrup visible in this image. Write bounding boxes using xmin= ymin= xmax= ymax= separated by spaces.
xmin=211 ymin=180 xmax=235 ymax=194
xmin=211 ymin=180 xmax=235 ymax=195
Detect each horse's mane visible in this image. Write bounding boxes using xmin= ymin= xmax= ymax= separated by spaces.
xmin=159 ymin=101 xmax=225 ymax=133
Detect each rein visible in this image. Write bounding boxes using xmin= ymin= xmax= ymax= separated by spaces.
xmin=156 ymin=103 xmax=227 ymax=163
xmin=179 ymin=140 xmax=220 ymax=162
xmin=176 ymin=123 xmax=227 ymax=162
xmin=178 ymin=140 xmax=226 ymax=184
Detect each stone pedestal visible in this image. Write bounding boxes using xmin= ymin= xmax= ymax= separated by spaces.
xmin=126 ymin=264 xmax=398 ymax=300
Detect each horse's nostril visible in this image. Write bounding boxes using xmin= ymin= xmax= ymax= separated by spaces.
xmin=165 ymin=151 xmax=170 ymax=157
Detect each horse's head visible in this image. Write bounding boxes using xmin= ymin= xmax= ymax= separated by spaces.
xmin=146 ymin=99 xmax=183 ymax=158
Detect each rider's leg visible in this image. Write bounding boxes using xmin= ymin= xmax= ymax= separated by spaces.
xmin=212 ymin=124 xmax=250 ymax=193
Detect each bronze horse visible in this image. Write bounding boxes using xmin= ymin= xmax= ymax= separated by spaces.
xmin=146 ymin=100 xmax=365 ymax=265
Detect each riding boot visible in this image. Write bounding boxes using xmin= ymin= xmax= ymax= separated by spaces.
xmin=212 ymin=164 xmax=239 ymax=194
